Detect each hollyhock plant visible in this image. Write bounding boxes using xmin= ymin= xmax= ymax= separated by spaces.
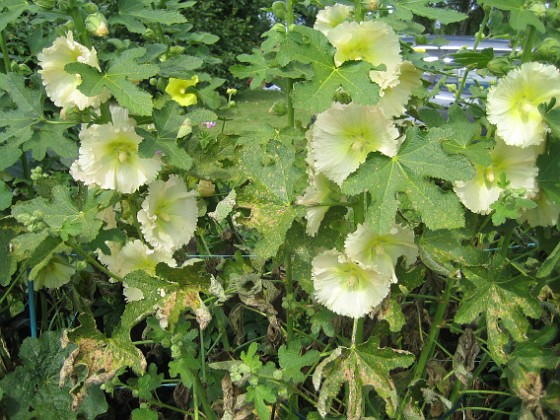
xmin=37 ymin=32 xmax=110 ymax=111
xmin=312 ymin=250 xmax=391 ymax=318
xmin=314 ymin=3 xmax=353 ymax=36
xmin=70 ymin=105 xmax=162 ymax=193
xmin=487 ymin=62 xmax=560 ymax=147
xmin=453 ymin=137 xmax=540 ymax=214
xmin=308 ymin=102 xmax=400 ymax=186
xmin=137 ymin=175 xmax=199 ymax=253
xmin=344 ymin=224 xmax=418 ymax=284
xmin=166 ymin=76 xmax=199 ymax=107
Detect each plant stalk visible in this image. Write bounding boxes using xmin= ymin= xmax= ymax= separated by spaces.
xmin=0 ymin=31 xmax=10 ymax=73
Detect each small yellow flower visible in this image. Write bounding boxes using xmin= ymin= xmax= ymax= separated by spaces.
xmin=166 ymin=76 xmax=199 ymax=106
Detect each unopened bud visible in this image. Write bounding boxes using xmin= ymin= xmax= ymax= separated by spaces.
xmin=86 ymin=13 xmax=109 ymax=37
xmin=198 ymin=180 xmax=216 ymax=197
xmin=535 ymin=37 xmax=560 ymax=63
xmin=83 ymin=2 xmax=98 ymax=14
xmin=368 ymin=0 xmax=381 ymax=11
xmin=487 ymin=56 xmax=513 ymax=76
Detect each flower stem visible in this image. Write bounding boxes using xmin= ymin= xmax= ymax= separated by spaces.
xmin=520 ymin=25 xmax=536 ymax=64
xmin=68 ymin=1 xmax=92 ymax=48
xmin=0 ymin=31 xmax=10 ymax=73
xmin=354 ymin=0 xmax=364 ymax=22
xmin=285 ymin=0 xmax=295 ymax=128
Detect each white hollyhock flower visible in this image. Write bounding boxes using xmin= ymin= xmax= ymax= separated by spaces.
xmin=519 ymin=191 xmax=559 ymax=227
xmin=137 ymin=175 xmax=199 ymax=253
xmin=29 ymin=255 xmax=75 ymax=291
xmin=376 ymin=61 xmax=423 ymax=117
xmin=487 ymin=62 xmax=560 ymax=147
xmin=70 ymin=105 xmax=162 ymax=193
xmin=312 ymin=250 xmax=391 ymax=318
xmin=297 ymin=173 xmax=341 ymax=236
xmin=97 ymin=239 xmax=176 ymax=301
xmin=314 ymin=4 xmax=353 ymax=36
xmin=309 ymin=102 xmax=400 ymax=186
xmin=453 ymin=137 xmax=540 ymax=214
xmin=327 ymin=20 xmax=402 ymax=72
xmin=344 ymin=224 xmax=417 ymax=284
xmin=37 ymin=32 xmax=110 ymax=111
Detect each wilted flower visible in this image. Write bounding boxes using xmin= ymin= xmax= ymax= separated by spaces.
xmin=137 ymin=175 xmax=199 ymax=253
xmin=29 ymin=255 xmax=75 ymax=291
xmin=344 ymin=224 xmax=417 ymax=284
xmin=327 ymin=20 xmax=402 ymax=72
xmin=166 ymin=76 xmax=199 ymax=106
xmin=487 ymin=62 xmax=560 ymax=147
xmin=453 ymin=137 xmax=540 ymax=214
xmin=376 ymin=61 xmax=423 ymax=117
xmin=38 ymin=32 xmax=110 ymax=111
xmin=308 ymin=102 xmax=400 ymax=186
xmin=312 ymin=250 xmax=391 ymax=318
xmin=297 ymin=173 xmax=341 ymax=236
xmin=314 ymin=4 xmax=353 ymax=37
xmin=70 ymin=105 xmax=162 ymax=193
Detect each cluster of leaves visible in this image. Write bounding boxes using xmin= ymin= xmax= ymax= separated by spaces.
xmin=0 ymin=0 xmax=559 ymax=419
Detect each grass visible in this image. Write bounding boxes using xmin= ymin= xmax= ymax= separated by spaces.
xmin=212 ymin=88 xmax=314 ymax=134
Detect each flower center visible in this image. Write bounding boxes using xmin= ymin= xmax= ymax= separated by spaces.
xmin=352 ymin=135 xmax=366 ymax=151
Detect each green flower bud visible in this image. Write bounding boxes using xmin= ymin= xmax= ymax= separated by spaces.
xmin=271 ymin=1 xmax=286 ymax=20
xmin=272 ymin=370 xmax=283 ymax=380
xmin=83 ymin=2 xmax=98 ymax=14
xmin=85 ymin=13 xmax=109 ymax=37
xmin=528 ymin=3 xmax=546 ymax=18
xmin=33 ymin=0 xmax=56 ymax=9
xmin=487 ymin=56 xmax=513 ymax=76
xmin=535 ymin=37 xmax=560 ymax=64
xmin=248 ymin=376 xmax=259 ymax=386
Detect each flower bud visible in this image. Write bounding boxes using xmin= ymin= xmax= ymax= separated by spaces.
xmin=535 ymin=37 xmax=560 ymax=64
xmin=198 ymin=180 xmax=216 ymax=197
xmin=83 ymin=2 xmax=98 ymax=14
xmin=85 ymin=13 xmax=109 ymax=37
xmin=368 ymin=0 xmax=381 ymax=11
xmin=487 ymin=56 xmax=513 ymax=76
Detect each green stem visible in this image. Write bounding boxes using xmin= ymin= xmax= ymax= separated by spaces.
xmin=70 ymin=241 xmax=124 ymax=282
xmin=190 ymin=367 xmax=217 ymax=420
xmin=285 ymin=0 xmax=295 ymax=128
xmin=199 ymin=327 xmax=207 ymax=384
xmin=354 ymin=0 xmax=364 ymax=22
xmin=68 ymin=2 xmax=92 ymax=48
xmin=454 ymin=9 xmax=490 ymax=101
xmin=351 ymin=318 xmax=359 ymax=349
xmin=0 ymin=31 xmax=10 ymax=73
xmin=397 ymin=277 xmax=456 ymax=418
xmin=20 ymin=153 xmax=34 ymax=198
xmin=520 ymin=25 xmax=536 ymax=64
xmin=285 ymin=254 xmax=294 ymax=343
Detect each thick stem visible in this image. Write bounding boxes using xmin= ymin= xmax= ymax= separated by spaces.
xmin=68 ymin=2 xmax=92 ymax=48
xmin=454 ymin=9 xmax=490 ymax=101
xmin=285 ymin=0 xmax=295 ymax=128
xmin=354 ymin=0 xmax=364 ymax=22
xmin=0 ymin=31 xmax=10 ymax=73
xmin=520 ymin=25 xmax=536 ymax=64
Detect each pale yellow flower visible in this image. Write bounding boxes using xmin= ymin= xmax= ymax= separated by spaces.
xmin=312 ymin=250 xmax=391 ymax=318
xmin=376 ymin=61 xmax=423 ymax=117
xmin=344 ymin=224 xmax=417 ymax=284
xmin=309 ymin=102 xmax=400 ymax=186
xmin=37 ymin=32 xmax=110 ymax=111
xmin=297 ymin=173 xmax=341 ymax=236
xmin=137 ymin=175 xmax=199 ymax=253
xmin=70 ymin=105 xmax=162 ymax=193
xmin=327 ymin=20 xmax=401 ymax=70
xmin=519 ymin=191 xmax=559 ymax=227
xmin=314 ymin=4 xmax=353 ymax=37
xmin=29 ymin=255 xmax=75 ymax=291
xmin=487 ymin=62 xmax=560 ymax=147
xmin=453 ymin=137 xmax=540 ymax=214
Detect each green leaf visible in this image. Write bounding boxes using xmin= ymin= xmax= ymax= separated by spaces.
xmin=0 ymin=0 xmax=28 ymax=34
xmin=237 ymin=184 xmax=306 ymax=265
xmin=112 ymin=268 xmax=207 ymax=342
xmin=0 ymin=180 xmax=11 ymax=211
xmin=542 ymin=107 xmax=560 ymax=139
xmin=138 ymin=101 xmax=193 ymax=170
xmin=0 ymin=330 xmax=108 ymax=420
xmin=110 ymin=0 xmax=187 ymax=33
xmin=450 ymin=48 xmax=494 ymax=69
xmin=231 ymin=51 xmax=279 ymax=89
xmin=481 ymin=0 xmax=545 ymax=32
xmin=536 ymin=141 xmax=560 ymax=205
xmin=159 ymin=55 xmax=204 ymax=78
xmin=0 ymin=220 xmax=18 ymax=286
xmin=137 ymin=364 xmax=164 ymax=400
xmin=239 ymin=125 xmax=307 ymax=203
xmin=313 ymin=338 xmax=414 ymax=418
xmin=390 ymin=0 xmax=468 ymax=24
xmin=278 ymin=339 xmax=320 ymax=384
xmin=285 ymin=26 xmax=380 ymax=114
xmin=536 ymin=240 xmax=560 ymax=279
xmin=11 ymin=185 xmax=114 ymax=242
xmin=66 ymin=48 xmax=159 ymax=116
xmin=208 ymin=189 xmax=236 ymax=222
xmin=23 ymin=119 xmax=78 ymax=161
xmin=131 ymin=408 xmax=159 ymax=420
xmin=246 ymin=384 xmax=277 ymax=420
xmin=342 ymin=126 xmax=475 ymax=232
xmin=454 ymin=259 xmax=542 ymax=364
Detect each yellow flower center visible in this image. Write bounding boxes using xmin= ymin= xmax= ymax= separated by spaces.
xmin=352 ymin=136 xmax=366 ymax=152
